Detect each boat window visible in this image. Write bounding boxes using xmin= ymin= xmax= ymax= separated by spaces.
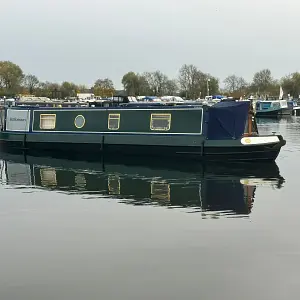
xmin=151 ymin=181 xmax=170 ymax=202
xmin=108 ymin=114 xmax=120 ymax=130
xmin=108 ymin=175 xmax=120 ymax=195
xmin=40 ymin=168 xmax=57 ymax=187
xmin=40 ymin=114 xmax=56 ymax=129
xmin=74 ymin=115 xmax=85 ymax=129
xmin=150 ymin=114 xmax=171 ymax=131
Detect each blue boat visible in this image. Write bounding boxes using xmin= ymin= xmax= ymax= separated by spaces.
xmin=255 ymin=99 xmax=292 ymax=117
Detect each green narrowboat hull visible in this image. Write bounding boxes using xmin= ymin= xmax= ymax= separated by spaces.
xmin=0 ymin=131 xmax=285 ymax=162
xmin=0 ymin=103 xmax=286 ymax=162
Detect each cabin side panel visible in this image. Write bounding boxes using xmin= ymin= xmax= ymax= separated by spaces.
xmin=31 ymin=108 xmax=203 ymax=134
xmin=32 ymin=110 xmax=107 ymax=132
xmin=109 ymin=108 xmax=203 ymax=134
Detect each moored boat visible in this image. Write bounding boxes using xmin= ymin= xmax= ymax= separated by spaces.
xmin=255 ymin=98 xmax=293 ymax=118
xmin=0 ymin=100 xmax=286 ymax=162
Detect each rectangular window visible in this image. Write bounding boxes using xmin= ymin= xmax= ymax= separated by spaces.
xmin=151 ymin=181 xmax=170 ymax=201
xmin=40 ymin=114 xmax=56 ymax=129
xmin=150 ymin=114 xmax=171 ymax=131
xmin=108 ymin=114 xmax=120 ymax=130
xmin=40 ymin=168 xmax=57 ymax=187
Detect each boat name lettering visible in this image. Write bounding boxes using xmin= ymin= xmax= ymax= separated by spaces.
xmin=9 ymin=117 xmax=27 ymax=122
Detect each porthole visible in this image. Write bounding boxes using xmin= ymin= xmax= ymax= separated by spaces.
xmin=74 ymin=115 xmax=85 ymax=128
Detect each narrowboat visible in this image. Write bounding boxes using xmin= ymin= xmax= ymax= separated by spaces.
xmin=0 ymin=100 xmax=286 ymax=162
xmin=255 ymin=99 xmax=293 ymax=117
xmin=0 ymin=152 xmax=284 ymax=215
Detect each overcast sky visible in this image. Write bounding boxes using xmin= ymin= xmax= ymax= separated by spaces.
xmin=1 ymin=0 xmax=299 ymax=88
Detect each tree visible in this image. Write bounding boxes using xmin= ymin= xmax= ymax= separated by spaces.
xmin=94 ymin=78 xmax=114 ymax=90
xmin=61 ymin=81 xmax=78 ymax=98
xmin=0 ymin=61 xmax=24 ymax=93
xmin=94 ymin=78 xmax=114 ymax=97
xmin=122 ymin=72 xmax=140 ymax=95
xmin=136 ymin=74 xmax=151 ymax=95
xmin=281 ymin=72 xmax=300 ymax=98
xmin=35 ymin=81 xmax=61 ymax=98
xmin=224 ymin=75 xmax=239 ymax=93
xmin=143 ymin=72 xmax=156 ymax=95
xmin=224 ymin=75 xmax=248 ymax=93
xmin=165 ymin=79 xmax=178 ymax=95
xmin=205 ymin=75 xmax=219 ymax=96
xmin=178 ymin=64 xmax=219 ymax=99
xmin=178 ymin=64 xmax=200 ymax=99
xmin=77 ymin=84 xmax=89 ymax=93
xmin=23 ymin=74 xmax=39 ymax=94
xmin=152 ymin=71 xmax=169 ymax=96
xmin=237 ymin=77 xmax=248 ymax=92
xmin=252 ymin=69 xmax=273 ymax=95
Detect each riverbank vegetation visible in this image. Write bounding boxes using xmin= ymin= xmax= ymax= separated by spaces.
xmin=1 ymin=60 xmax=300 ymax=99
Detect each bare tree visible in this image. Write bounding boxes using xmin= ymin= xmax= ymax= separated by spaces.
xmin=143 ymin=72 xmax=156 ymax=95
xmin=178 ymin=64 xmax=199 ymax=99
xmin=224 ymin=75 xmax=239 ymax=93
xmin=152 ymin=71 xmax=169 ymax=96
xmin=252 ymin=69 xmax=273 ymax=95
xmin=165 ymin=79 xmax=178 ymax=95
xmin=224 ymin=75 xmax=248 ymax=93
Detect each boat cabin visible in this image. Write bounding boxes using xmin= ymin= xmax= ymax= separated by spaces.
xmin=256 ymin=99 xmax=288 ymax=111
xmin=1 ymin=100 xmax=257 ymax=139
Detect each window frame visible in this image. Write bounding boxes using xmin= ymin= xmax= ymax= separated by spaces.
xmin=74 ymin=114 xmax=85 ymax=129
xmin=108 ymin=113 xmax=120 ymax=130
xmin=40 ymin=114 xmax=56 ymax=130
xmin=150 ymin=113 xmax=171 ymax=131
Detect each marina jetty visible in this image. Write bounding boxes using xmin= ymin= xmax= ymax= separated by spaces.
xmin=0 ymin=96 xmax=286 ymax=162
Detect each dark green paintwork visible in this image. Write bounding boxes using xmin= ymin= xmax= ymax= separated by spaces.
xmin=0 ymin=131 xmax=204 ymax=147
xmin=32 ymin=108 xmax=203 ymax=134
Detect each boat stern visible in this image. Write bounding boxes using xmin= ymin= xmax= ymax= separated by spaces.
xmin=241 ymin=135 xmax=286 ymax=147
xmin=240 ymin=134 xmax=286 ymax=161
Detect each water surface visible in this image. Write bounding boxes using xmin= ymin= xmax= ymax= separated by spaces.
xmin=0 ymin=117 xmax=299 ymax=300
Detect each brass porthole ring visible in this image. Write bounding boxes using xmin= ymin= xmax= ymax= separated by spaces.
xmin=74 ymin=115 xmax=85 ymax=129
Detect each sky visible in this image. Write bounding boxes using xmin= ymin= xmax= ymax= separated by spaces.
xmin=1 ymin=0 xmax=299 ymax=89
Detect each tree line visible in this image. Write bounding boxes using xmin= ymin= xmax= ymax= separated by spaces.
xmin=1 ymin=60 xmax=300 ymax=99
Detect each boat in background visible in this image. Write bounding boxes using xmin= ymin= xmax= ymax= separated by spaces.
xmin=255 ymin=98 xmax=293 ymax=117
xmin=255 ymin=87 xmax=293 ymax=118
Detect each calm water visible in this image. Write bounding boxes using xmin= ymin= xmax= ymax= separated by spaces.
xmin=0 ymin=117 xmax=299 ymax=300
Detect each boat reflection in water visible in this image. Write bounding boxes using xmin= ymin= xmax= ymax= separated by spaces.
xmin=0 ymin=153 xmax=285 ymax=218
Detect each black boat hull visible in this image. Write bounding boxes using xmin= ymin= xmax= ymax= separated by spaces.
xmin=0 ymin=133 xmax=286 ymax=162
